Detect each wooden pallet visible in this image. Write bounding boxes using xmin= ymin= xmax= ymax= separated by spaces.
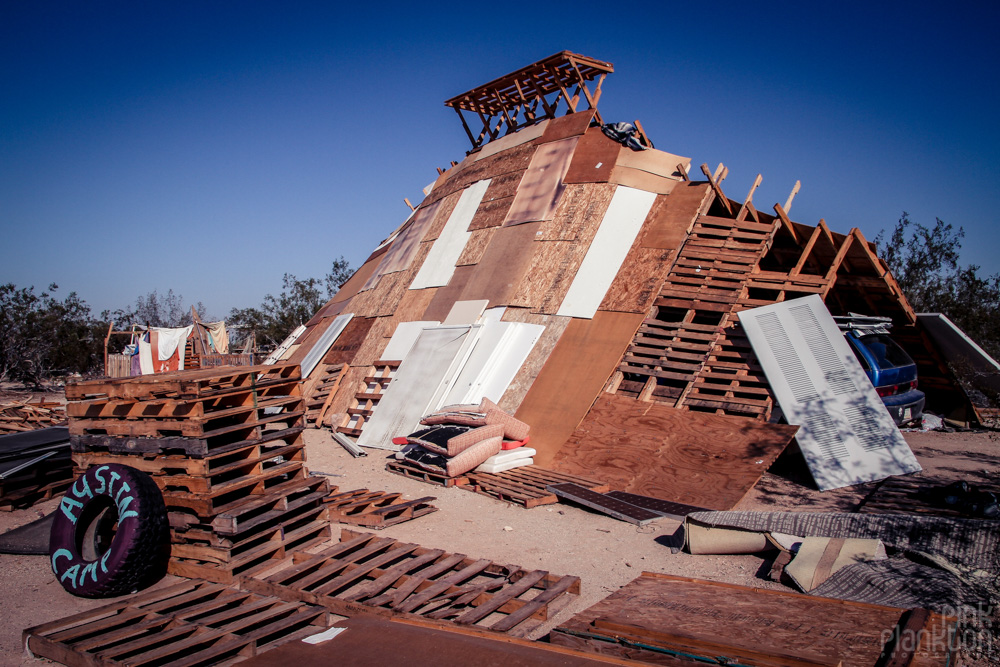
xmin=242 ymin=528 xmax=581 ymax=637
xmin=70 ymin=423 xmax=305 ymax=459
xmin=385 ymin=459 xmax=469 ymax=487
xmin=859 ymin=475 xmax=1000 ymax=518
xmin=460 ymin=466 xmax=609 ymax=508
xmin=324 ymin=488 xmax=438 ymax=529
xmin=65 ymin=362 xmax=301 ymax=401
xmin=336 ymin=360 xmax=399 ymax=438
xmin=303 ymin=363 xmax=347 ymax=428
xmin=23 ymin=580 xmax=331 ymax=666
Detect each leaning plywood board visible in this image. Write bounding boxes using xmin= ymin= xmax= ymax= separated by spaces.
xmin=550 ymin=393 xmax=797 ymax=510
xmin=300 ymin=313 xmax=353 ymax=378
xmin=357 ymin=325 xmax=478 ymax=450
xmin=738 ymin=295 xmax=921 ymax=491
xmin=550 ymin=572 xmax=953 ymax=667
xmin=409 ymin=180 xmax=491 ymax=289
xmin=556 ymin=186 xmax=658 ymax=318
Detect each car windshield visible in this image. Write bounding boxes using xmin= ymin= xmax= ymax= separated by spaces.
xmin=858 ymin=334 xmax=913 ymax=369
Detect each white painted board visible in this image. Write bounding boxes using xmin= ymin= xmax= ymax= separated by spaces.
xmin=442 ymin=299 xmax=489 ymax=325
xmin=556 ymin=186 xmax=658 ymax=318
xmin=380 ymin=321 xmax=440 ymax=361
xmin=299 ymin=313 xmax=353 ymax=378
xmin=357 ymin=325 xmax=478 ymax=450
xmin=262 ymin=324 xmax=305 ymax=365
xmin=410 ymin=179 xmax=491 ymax=290
xmin=738 ymin=295 xmax=921 ymax=491
xmin=442 ymin=321 xmax=544 ymax=406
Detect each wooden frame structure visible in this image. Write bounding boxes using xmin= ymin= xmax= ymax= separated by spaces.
xmin=444 ymin=51 xmax=613 ymax=150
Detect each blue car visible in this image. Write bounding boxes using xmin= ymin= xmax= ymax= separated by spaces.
xmin=843 ymin=329 xmax=926 ymax=426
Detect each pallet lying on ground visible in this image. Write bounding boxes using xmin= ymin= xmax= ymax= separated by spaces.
xmin=243 ymin=528 xmax=581 ymax=637
xmin=23 ymin=579 xmax=331 ymax=667
xmin=385 ymin=458 xmax=469 ymax=487
xmin=324 ymin=488 xmax=438 ymax=528
xmin=550 ymin=572 xmax=954 ymax=667
xmin=460 ymin=466 xmax=609 ymax=508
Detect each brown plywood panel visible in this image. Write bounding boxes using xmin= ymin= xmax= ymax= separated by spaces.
xmin=498 ymin=309 xmax=571 ymax=413
xmin=423 ymin=265 xmax=475 ymax=322
xmin=455 ymin=227 xmax=496 ymax=266
xmin=324 ymin=364 xmax=371 ymax=427
xmin=550 ymin=394 xmax=797 ymax=510
xmin=641 ymin=182 xmax=711 ymax=249
xmin=598 ymin=246 xmax=677 ymax=314
xmin=507 ymin=240 xmax=583 ymax=312
xmin=420 ymin=190 xmax=462 ymax=242
xmin=322 ymin=316 xmax=376 ymax=366
xmin=431 ymin=143 xmax=536 ymax=205
xmin=515 ymin=311 xmax=644 ymax=467
xmin=307 ymin=298 xmax=346 ymax=327
xmin=459 ymin=222 xmax=542 ymax=308
xmin=503 ymin=137 xmax=578 ymax=226
xmin=537 ymin=183 xmax=616 ymax=242
xmin=468 ymin=195 xmax=514 ymax=231
xmin=482 ymin=170 xmax=524 ymax=201
xmin=538 ymin=109 xmax=596 ymax=144
xmin=326 ymin=255 xmax=382 ymax=308
xmin=553 ymin=572 xmax=950 ymax=667
xmin=394 ymin=287 xmax=437 ymax=323
xmin=563 ymin=127 xmax=619 ymax=184
xmin=370 ymin=199 xmax=442 ymax=278
xmin=349 ymin=316 xmax=397 ymax=367
xmin=615 ymin=146 xmax=691 ymax=178
xmin=608 ymin=166 xmax=680 ymax=194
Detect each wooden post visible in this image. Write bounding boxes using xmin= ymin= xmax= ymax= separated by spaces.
xmin=103 ymin=321 xmax=113 ymax=378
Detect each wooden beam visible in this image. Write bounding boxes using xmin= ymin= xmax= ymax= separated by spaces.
xmin=772 ymin=202 xmax=801 ymax=245
xmin=790 ymin=223 xmax=824 ymax=277
xmin=736 ymin=174 xmax=762 ymax=222
xmin=700 ymin=163 xmax=733 ymax=216
xmin=784 ymin=180 xmax=801 ymax=213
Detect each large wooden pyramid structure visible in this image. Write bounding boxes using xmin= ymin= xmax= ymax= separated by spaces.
xmin=283 ymin=52 xmax=964 ymax=509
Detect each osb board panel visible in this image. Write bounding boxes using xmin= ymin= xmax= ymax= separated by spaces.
xmin=326 ymin=255 xmax=382 ymax=307
xmin=472 ymin=119 xmax=549 ymax=162
xmin=394 ymin=287 xmax=438 ymax=323
xmin=641 ymin=182 xmax=711 ymax=250
xmin=598 ymin=246 xmax=677 ymax=314
xmin=482 ymin=170 xmax=525 ymax=202
xmin=608 ymin=166 xmax=680 ymax=195
xmin=562 ymin=127 xmax=619 ymax=184
xmin=420 ymin=189 xmax=463 ymax=243
xmin=549 ymin=393 xmax=797 ymax=510
xmin=322 ymin=316 xmax=376 ymax=366
xmin=423 ymin=265 xmax=476 ymax=322
xmin=515 ymin=311 xmax=645 ymax=468
xmin=507 ymin=240 xmax=585 ymax=313
xmin=553 ymin=572 xmax=950 ymax=667
xmin=455 ymin=227 xmax=497 ymax=266
xmin=307 ymin=298 xmax=346 ymax=328
xmin=538 ymin=109 xmax=596 ymax=144
xmin=503 ymin=137 xmax=578 ymax=226
xmin=431 ymin=143 xmax=536 ymax=204
xmin=459 ymin=222 xmax=542 ymax=308
xmin=615 ymin=146 xmax=691 ymax=178
xmin=538 ymin=183 xmax=616 ymax=242
xmin=468 ymin=195 xmax=515 ymax=231
xmin=498 ymin=309 xmax=571 ymax=413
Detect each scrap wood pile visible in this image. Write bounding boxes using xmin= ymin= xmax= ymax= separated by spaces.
xmin=65 ymin=363 xmax=333 ymax=583
xmin=0 ymin=398 xmax=66 ymax=435
xmin=0 ymin=426 xmax=72 ymax=510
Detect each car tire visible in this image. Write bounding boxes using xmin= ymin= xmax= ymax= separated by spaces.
xmin=49 ymin=463 xmax=170 ymax=598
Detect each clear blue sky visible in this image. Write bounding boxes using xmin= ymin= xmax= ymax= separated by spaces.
xmin=3 ymin=1 xmax=997 ymax=320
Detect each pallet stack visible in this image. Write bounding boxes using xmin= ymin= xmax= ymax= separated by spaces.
xmin=66 ymin=363 xmax=332 ymax=583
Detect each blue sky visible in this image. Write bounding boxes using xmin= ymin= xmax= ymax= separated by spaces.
xmin=3 ymin=1 xmax=997 ymax=320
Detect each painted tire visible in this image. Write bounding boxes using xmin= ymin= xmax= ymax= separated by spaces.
xmin=49 ymin=464 xmax=170 ymax=598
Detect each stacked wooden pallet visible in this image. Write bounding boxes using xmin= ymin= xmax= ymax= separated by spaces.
xmin=336 ymin=360 xmax=398 ymax=437
xmin=302 ymin=363 xmax=346 ymax=428
xmin=65 ymin=363 xmax=332 ymax=583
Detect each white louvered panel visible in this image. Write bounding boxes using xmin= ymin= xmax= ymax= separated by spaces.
xmin=739 ymin=295 xmax=921 ymax=491
xmin=300 ymin=313 xmax=353 ymax=378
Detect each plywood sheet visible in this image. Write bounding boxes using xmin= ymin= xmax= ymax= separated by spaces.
xmin=423 ymin=265 xmax=475 ymax=322
xmin=556 ymin=187 xmax=658 ymax=318
xmin=468 ymin=195 xmax=515 ymax=231
xmin=598 ymin=246 xmax=677 ymax=314
xmin=350 ymin=316 xmax=396 ymax=367
xmin=459 ymin=222 xmax=542 ymax=308
xmin=455 ymin=227 xmax=496 ymax=266
xmin=380 ymin=320 xmax=440 ymax=361
xmin=419 ymin=189 xmax=462 ymax=243
xmin=432 ymin=143 xmax=535 ymax=205
xmin=472 ymin=119 xmax=549 ymax=162
xmin=364 ymin=199 xmax=442 ymax=285
xmin=562 ymin=127 xmax=619 ymax=184
xmin=410 ymin=180 xmax=491 ymax=289
xmin=550 ymin=393 xmax=797 ymax=510
xmin=639 ymin=183 xmax=710 ymax=250
xmin=392 ymin=287 xmax=437 ymax=324
xmin=310 ymin=298 xmax=346 ymax=326
xmin=498 ymin=309 xmax=571 ymax=413
xmin=608 ymin=166 xmax=680 ymax=194
xmin=538 ymin=109 xmax=595 ymax=143
xmin=615 ymin=146 xmax=691 ymax=177
xmin=515 ymin=311 xmax=644 ymax=467
xmin=322 ymin=316 xmax=375 ymax=366
xmin=538 ymin=182 xmax=616 ymax=242
xmin=508 ymin=240 xmax=585 ymax=313
xmin=503 ymin=137 xmax=578 ymax=226
xmin=552 ymin=572 xmax=949 ymax=667
xmin=738 ymin=295 xmax=921 ymax=491
xmin=326 ymin=255 xmax=382 ymax=307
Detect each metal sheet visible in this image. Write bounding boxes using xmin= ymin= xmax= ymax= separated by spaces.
xmin=556 ymin=186 xmax=657 ymax=318
xmin=300 ymin=313 xmax=353 ymax=378
xmin=738 ymin=295 xmax=921 ymax=491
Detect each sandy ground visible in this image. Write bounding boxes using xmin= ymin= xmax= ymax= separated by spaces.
xmin=1 ymin=427 xmax=997 ymax=666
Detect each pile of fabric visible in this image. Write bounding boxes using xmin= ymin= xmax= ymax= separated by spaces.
xmin=393 ymin=398 xmax=534 ymax=477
